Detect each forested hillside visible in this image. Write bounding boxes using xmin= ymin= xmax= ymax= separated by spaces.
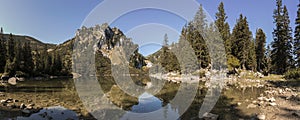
xmin=148 ymin=0 xmax=300 ymax=79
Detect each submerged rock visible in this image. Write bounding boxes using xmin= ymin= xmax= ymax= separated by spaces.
xmin=17 ymin=106 xmax=78 ymax=120
xmin=202 ymin=112 xmax=218 ymax=120
xmin=257 ymin=114 xmax=266 ymax=120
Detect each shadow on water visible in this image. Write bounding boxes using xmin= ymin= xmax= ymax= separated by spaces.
xmin=267 ymin=80 xmax=300 ymax=88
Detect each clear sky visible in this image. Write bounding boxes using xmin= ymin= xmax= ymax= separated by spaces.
xmin=0 ymin=0 xmax=297 ymax=49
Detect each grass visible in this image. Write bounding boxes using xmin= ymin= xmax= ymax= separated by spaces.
xmin=238 ymin=70 xmax=283 ymax=81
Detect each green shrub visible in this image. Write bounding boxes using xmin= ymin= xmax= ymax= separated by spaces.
xmin=227 ymin=55 xmax=240 ymax=71
xmin=284 ymin=68 xmax=300 ymax=80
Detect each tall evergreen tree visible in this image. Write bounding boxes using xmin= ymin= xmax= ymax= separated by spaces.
xmin=13 ymin=42 xmax=22 ymax=72
xmin=265 ymin=45 xmax=272 ymax=75
xmin=4 ymin=33 xmax=16 ymax=76
xmin=271 ymin=0 xmax=293 ymax=74
xmin=23 ymin=41 xmax=34 ymax=75
xmin=248 ymin=37 xmax=257 ymax=71
xmin=294 ymin=2 xmax=300 ymax=67
xmin=193 ymin=4 xmax=207 ymax=31
xmin=188 ymin=4 xmax=211 ymax=69
xmin=231 ymin=14 xmax=253 ymax=70
xmin=255 ymin=28 xmax=267 ymax=72
xmin=163 ymin=33 xmax=168 ymax=47
xmin=215 ymin=2 xmax=231 ymax=56
xmin=0 ymin=32 xmax=6 ymax=73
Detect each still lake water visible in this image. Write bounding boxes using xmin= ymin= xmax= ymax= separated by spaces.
xmin=0 ymin=77 xmax=265 ymax=119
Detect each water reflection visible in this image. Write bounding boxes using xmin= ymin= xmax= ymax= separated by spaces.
xmin=0 ymin=77 xmax=269 ymax=119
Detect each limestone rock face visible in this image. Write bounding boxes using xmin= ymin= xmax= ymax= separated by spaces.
xmin=73 ymin=23 xmax=146 ymax=75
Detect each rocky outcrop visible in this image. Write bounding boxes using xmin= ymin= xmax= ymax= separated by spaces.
xmin=73 ymin=23 xmax=147 ymax=75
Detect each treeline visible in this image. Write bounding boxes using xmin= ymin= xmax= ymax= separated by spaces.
xmin=154 ymin=0 xmax=300 ymax=76
xmin=0 ymin=33 xmax=73 ymax=77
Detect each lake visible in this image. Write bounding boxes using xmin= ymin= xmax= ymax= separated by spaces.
xmin=0 ymin=77 xmax=265 ymax=120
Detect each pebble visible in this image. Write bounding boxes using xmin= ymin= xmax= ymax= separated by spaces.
xmin=237 ymin=102 xmax=242 ymax=106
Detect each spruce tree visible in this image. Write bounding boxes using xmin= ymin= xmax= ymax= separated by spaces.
xmin=295 ymin=2 xmax=300 ymax=67
xmin=186 ymin=4 xmax=211 ymax=69
xmin=23 ymin=41 xmax=34 ymax=75
xmin=271 ymin=0 xmax=293 ymax=74
xmin=13 ymin=42 xmax=22 ymax=72
xmin=163 ymin=33 xmax=168 ymax=47
xmin=4 ymin=33 xmax=15 ymax=76
xmin=255 ymin=28 xmax=267 ymax=72
xmin=215 ymin=2 xmax=231 ymax=56
xmin=0 ymin=33 xmax=6 ymax=73
xmin=248 ymin=38 xmax=257 ymax=71
xmin=231 ymin=14 xmax=253 ymax=70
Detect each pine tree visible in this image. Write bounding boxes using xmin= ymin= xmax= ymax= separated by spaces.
xmin=51 ymin=53 xmax=62 ymax=75
xmin=215 ymin=2 xmax=231 ymax=56
xmin=163 ymin=33 xmax=168 ymax=47
xmin=193 ymin=4 xmax=207 ymax=31
xmin=255 ymin=28 xmax=267 ymax=72
xmin=0 ymin=32 xmax=6 ymax=73
xmin=4 ymin=33 xmax=15 ymax=76
xmin=186 ymin=4 xmax=211 ymax=69
xmin=231 ymin=14 xmax=253 ymax=70
xmin=158 ymin=34 xmax=180 ymax=72
xmin=13 ymin=42 xmax=22 ymax=72
xmin=271 ymin=0 xmax=293 ymax=74
xmin=265 ymin=45 xmax=272 ymax=75
xmin=174 ymin=27 xmax=198 ymax=74
xmin=33 ymin=45 xmax=45 ymax=76
xmin=248 ymin=38 xmax=257 ymax=71
xmin=295 ymin=2 xmax=300 ymax=67
xmin=23 ymin=41 xmax=34 ymax=75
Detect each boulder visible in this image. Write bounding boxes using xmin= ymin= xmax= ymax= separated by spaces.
xmin=21 ymin=109 xmax=31 ymax=114
xmin=8 ymin=77 xmax=17 ymax=85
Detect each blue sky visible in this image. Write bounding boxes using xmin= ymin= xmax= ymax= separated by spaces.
xmin=0 ymin=0 xmax=298 ymax=55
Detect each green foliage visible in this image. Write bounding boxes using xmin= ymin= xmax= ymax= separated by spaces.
xmin=271 ymin=1 xmax=294 ymax=74
xmin=255 ymin=29 xmax=267 ymax=72
xmin=284 ymin=68 xmax=300 ymax=80
xmin=0 ymin=33 xmax=6 ymax=73
xmin=294 ymin=2 xmax=300 ymax=67
xmin=231 ymin=14 xmax=254 ymax=70
xmin=129 ymin=49 xmax=146 ymax=69
xmin=227 ymin=55 xmax=240 ymax=71
xmin=159 ymin=46 xmax=180 ymax=72
xmin=215 ymin=2 xmax=231 ymax=56
xmin=5 ymin=33 xmax=16 ymax=76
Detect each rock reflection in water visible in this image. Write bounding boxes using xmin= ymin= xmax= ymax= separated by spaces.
xmin=17 ymin=106 xmax=78 ymax=120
